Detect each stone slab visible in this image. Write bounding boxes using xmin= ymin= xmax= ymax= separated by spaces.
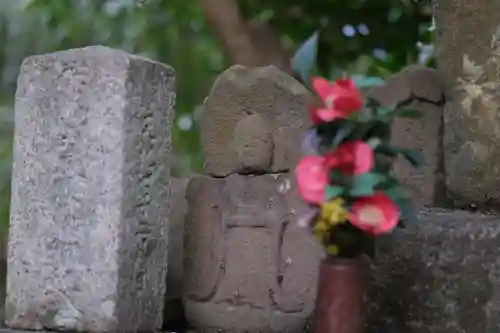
xmin=370 ymin=65 xmax=446 ymax=208
xmin=0 ymin=330 xmax=187 ymax=333
xmin=0 ymin=330 xmax=53 ymax=333
xmin=0 ymin=328 xmax=188 ymax=333
xmin=367 ymin=208 xmax=500 ymax=333
xmin=7 ymin=46 xmax=175 ymax=332
xmin=435 ymin=0 xmax=500 ymax=206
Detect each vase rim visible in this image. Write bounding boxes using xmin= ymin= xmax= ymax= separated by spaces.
xmin=324 ymin=255 xmax=365 ymax=266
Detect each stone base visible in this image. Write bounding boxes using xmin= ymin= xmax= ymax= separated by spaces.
xmin=0 ymin=328 xmax=189 ymax=333
xmin=3 ymin=208 xmax=500 ymax=333
xmin=0 ymin=328 xmax=49 ymax=333
xmin=367 ymin=208 xmax=500 ymax=333
xmin=0 ymin=328 xmax=201 ymax=333
xmin=184 ymin=301 xmax=312 ymax=333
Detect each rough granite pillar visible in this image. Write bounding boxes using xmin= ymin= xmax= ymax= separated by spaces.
xmin=435 ymin=0 xmax=500 ymax=207
xmin=6 ymin=46 xmax=175 ymax=332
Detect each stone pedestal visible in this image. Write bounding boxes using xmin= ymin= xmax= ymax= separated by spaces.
xmin=367 ymin=209 xmax=500 ymax=333
xmin=6 ymin=46 xmax=175 ymax=332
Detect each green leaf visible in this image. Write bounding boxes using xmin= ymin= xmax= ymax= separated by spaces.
xmin=376 ymin=175 xmax=399 ymax=190
xmin=325 ymin=185 xmax=344 ymax=199
xmin=398 ymin=148 xmax=424 ymax=167
xmin=373 ymin=154 xmax=394 ymax=173
xmin=349 ymin=172 xmax=383 ymax=197
xmin=291 ymin=31 xmax=319 ymax=83
xmin=385 ymin=185 xmax=405 ymax=201
xmin=329 ymin=169 xmax=346 ymax=185
xmin=366 ymin=98 xmax=382 ymax=109
xmin=376 ymin=144 xmax=399 ymax=157
xmin=365 ymin=120 xmax=391 ymax=141
xmin=366 ymin=137 xmax=381 ymax=149
xmin=396 ymin=108 xmax=422 ymax=119
xmin=374 ymin=107 xmax=393 ymax=118
xmin=349 ymin=182 xmax=374 ymax=197
xmin=396 ymin=198 xmax=418 ymax=228
xmin=376 ymin=145 xmax=424 ymax=167
xmin=352 ymin=75 xmax=385 ymax=89
xmin=332 ymin=121 xmax=356 ymax=147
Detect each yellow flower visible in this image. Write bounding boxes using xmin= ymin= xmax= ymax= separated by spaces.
xmin=314 ymin=220 xmax=329 ymax=242
xmin=320 ymin=198 xmax=349 ymax=226
xmin=326 ymin=244 xmax=339 ymax=256
xmin=313 ymin=198 xmax=349 ymax=244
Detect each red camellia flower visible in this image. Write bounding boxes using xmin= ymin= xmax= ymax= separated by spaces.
xmin=295 ymin=156 xmax=329 ymax=204
xmin=324 ymin=141 xmax=374 ymax=175
xmin=308 ymin=105 xmax=323 ymax=125
xmin=310 ymin=77 xmax=364 ymax=123
xmin=349 ymin=193 xmax=400 ymax=235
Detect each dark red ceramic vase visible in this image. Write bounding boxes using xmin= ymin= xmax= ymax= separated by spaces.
xmin=313 ymin=256 xmax=367 ymax=333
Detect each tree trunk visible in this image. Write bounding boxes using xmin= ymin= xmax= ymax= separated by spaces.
xmin=200 ymin=0 xmax=291 ymax=72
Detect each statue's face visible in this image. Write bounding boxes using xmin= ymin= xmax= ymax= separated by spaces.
xmin=232 ymin=113 xmax=274 ymax=173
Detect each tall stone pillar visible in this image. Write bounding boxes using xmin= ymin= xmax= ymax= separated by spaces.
xmin=6 ymin=46 xmax=175 ymax=332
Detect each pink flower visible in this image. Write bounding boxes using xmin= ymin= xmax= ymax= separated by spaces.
xmin=324 ymin=141 xmax=375 ymax=175
xmin=349 ymin=193 xmax=400 ymax=235
xmin=309 ymin=77 xmax=364 ymax=123
xmin=295 ymin=156 xmax=329 ymax=204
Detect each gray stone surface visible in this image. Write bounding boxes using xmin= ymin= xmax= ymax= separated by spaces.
xmin=370 ymin=65 xmax=446 ymax=208
xmin=0 ymin=328 xmax=189 ymax=333
xmin=163 ymin=177 xmax=189 ymax=329
xmin=166 ymin=178 xmax=188 ymax=301
xmin=367 ymin=208 xmax=500 ymax=333
xmin=0 ymin=330 xmax=188 ymax=333
xmin=200 ymin=65 xmax=313 ymax=176
xmin=435 ymin=0 xmax=500 ymax=207
xmin=183 ymin=173 xmax=322 ymax=333
xmin=6 ymin=46 xmax=175 ymax=332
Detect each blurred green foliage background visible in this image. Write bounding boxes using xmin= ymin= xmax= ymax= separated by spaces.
xmin=0 ymin=0 xmax=433 ymax=230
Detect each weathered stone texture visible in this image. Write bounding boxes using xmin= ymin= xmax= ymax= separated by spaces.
xmin=183 ymin=174 xmax=323 ymax=333
xmin=435 ymin=0 xmax=500 ymax=206
xmin=200 ymin=65 xmax=312 ymax=176
xmin=163 ymin=177 xmax=189 ymax=329
xmin=370 ymin=65 xmax=445 ymax=208
xmin=367 ymin=208 xmax=500 ymax=333
xmin=6 ymin=46 xmax=175 ymax=332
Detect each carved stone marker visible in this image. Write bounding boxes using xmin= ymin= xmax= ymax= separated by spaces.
xmin=435 ymin=0 xmax=500 ymax=207
xmin=6 ymin=46 xmax=175 ymax=332
xmin=184 ymin=65 xmax=323 ymax=333
xmin=370 ymin=65 xmax=446 ymax=208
